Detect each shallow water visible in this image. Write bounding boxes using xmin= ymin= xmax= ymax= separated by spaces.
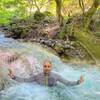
xmin=0 ymin=33 xmax=100 ymax=100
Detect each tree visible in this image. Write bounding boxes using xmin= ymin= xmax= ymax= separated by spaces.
xmin=27 ymin=0 xmax=50 ymax=12
xmin=83 ymin=0 xmax=100 ymax=30
xmin=55 ymin=0 xmax=63 ymax=27
xmin=79 ymin=0 xmax=85 ymax=15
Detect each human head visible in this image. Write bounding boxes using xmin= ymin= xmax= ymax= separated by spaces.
xmin=43 ymin=60 xmax=52 ymax=74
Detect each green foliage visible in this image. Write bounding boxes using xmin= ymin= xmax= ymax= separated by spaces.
xmin=0 ymin=10 xmax=13 ymax=24
xmin=45 ymin=0 xmax=56 ymax=14
xmin=34 ymin=11 xmax=53 ymax=21
xmin=43 ymin=11 xmax=54 ymax=22
xmin=43 ymin=11 xmax=53 ymax=17
xmin=59 ymin=31 xmax=65 ymax=39
xmin=0 ymin=0 xmax=55 ymax=24
xmin=34 ymin=11 xmax=45 ymax=21
xmin=59 ymin=17 xmax=74 ymax=39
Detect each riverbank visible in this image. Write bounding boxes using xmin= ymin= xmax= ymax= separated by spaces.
xmin=0 ymin=12 xmax=99 ymax=64
xmin=0 ymin=26 xmax=95 ymax=64
xmin=0 ymin=30 xmax=100 ymax=67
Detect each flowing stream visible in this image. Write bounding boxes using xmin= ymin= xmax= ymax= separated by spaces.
xmin=0 ymin=32 xmax=100 ymax=100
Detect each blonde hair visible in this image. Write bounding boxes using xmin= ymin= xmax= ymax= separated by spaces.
xmin=43 ymin=59 xmax=52 ymax=66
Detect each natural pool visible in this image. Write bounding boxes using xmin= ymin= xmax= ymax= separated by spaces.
xmin=0 ymin=33 xmax=100 ymax=100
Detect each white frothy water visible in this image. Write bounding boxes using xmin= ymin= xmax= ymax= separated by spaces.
xmin=0 ymin=34 xmax=100 ymax=100
xmin=0 ymin=63 xmax=100 ymax=100
xmin=0 ymin=64 xmax=14 ymax=91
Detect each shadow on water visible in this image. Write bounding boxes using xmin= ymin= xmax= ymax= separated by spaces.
xmin=0 ymin=33 xmax=100 ymax=100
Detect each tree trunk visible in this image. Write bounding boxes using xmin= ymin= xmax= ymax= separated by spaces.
xmin=33 ymin=0 xmax=40 ymax=12
xmin=83 ymin=0 xmax=100 ymax=30
xmin=55 ymin=0 xmax=63 ymax=27
xmin=79 ymin=0 xmax=85 ymax=15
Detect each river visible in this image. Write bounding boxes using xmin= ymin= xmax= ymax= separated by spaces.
xmin=0 ymin=32 xmax=100 ymax=100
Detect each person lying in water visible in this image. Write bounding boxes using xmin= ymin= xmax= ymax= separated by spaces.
xmin=8 ymin=60 xmax=84 ymax=87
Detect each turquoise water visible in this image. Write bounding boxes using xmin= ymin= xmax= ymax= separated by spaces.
xmin=0 ymin=33 xmax=100 ymax=100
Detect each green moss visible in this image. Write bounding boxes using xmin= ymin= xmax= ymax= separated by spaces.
xmin=75 ymin=30 xmax=100 ymax=61
xmin=34 ymin=11 xmax=45 ymax=21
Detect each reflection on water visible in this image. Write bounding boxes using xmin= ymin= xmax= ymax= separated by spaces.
xmin=0 ymin=33 xmax=100 ymax=100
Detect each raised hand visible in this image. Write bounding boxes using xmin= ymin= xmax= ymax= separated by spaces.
xmin=79 ymin=75 xmax=84 ymax=83
xmin=8 ymin=69 xmax=15 ymax=78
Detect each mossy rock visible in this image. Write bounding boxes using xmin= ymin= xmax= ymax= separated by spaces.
xmin=43 ymin=11 xmax=53 ymax=16
xmin=34 ymin=11 xmax=45 ymax=21
xmin=34 ymin=11 xmax=53 ymax=22
xmin=10 ymin=25 xmax=30 ymax=39
xmin=54 ymin=43 xmax=65 ymax=54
